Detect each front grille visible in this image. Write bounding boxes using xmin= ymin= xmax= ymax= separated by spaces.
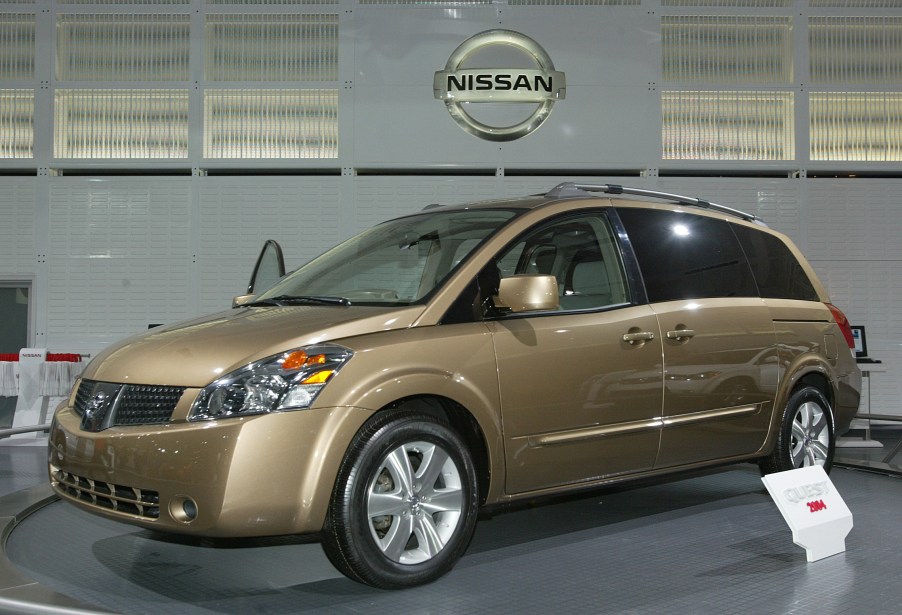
xmin=51 ymin=467 xmax=160 ymax=520
xmin=115 ymin=384 xmax=185 ymax=425
xmin=73 ymin=381 xmax=94 ymax=416
xmin=73 ymin=379 xmax=185 ymax=430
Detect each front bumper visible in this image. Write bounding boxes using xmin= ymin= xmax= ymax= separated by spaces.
xmin=48 ymin=398 xmax=372 ymax=537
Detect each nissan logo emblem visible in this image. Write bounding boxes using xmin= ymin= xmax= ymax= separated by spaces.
xmin=434 ymin=30 xmax=566 ymax=142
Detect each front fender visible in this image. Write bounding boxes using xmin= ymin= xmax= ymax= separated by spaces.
xmin=312 ymin=323 xmax=507 ymax=502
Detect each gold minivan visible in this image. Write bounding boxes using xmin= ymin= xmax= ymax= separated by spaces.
xmin=49 ymin=183 xmax=861 ymax=588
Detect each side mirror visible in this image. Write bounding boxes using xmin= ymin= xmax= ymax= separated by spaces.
xmin=496 ymin=275 xmax=560 ymax=313
xmin=232 ymin=294 xmax=256 ymax=308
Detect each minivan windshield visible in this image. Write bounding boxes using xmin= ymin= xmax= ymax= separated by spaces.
xmin=253 ymin=208 xmax=519 ymax=306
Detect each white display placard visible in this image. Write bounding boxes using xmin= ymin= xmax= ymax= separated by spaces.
xmin=11 ymin=348 xmax=47 ymax=439
xmin=762 ymin=465 xmax=853 ymax=562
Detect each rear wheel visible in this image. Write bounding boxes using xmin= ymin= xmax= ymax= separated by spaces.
xmin=322 ymin=409 xmax=479 ymax=588
xmin=761 ymin=385 xmax=834 ymax=475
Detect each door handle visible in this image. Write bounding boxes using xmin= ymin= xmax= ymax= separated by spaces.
xmin=622 ymin=331 xmax=656 ymax=344
xmin=666 ymin=329 xmax=696 ymax=341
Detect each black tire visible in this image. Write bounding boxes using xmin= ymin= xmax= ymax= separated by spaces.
xmin=760 ymin=386 xmax=835 ymax=475
xmin=322 ymin=409 xmax=479 ymax=589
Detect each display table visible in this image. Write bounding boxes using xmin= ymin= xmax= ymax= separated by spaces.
xmin=837 ymin=359 xmax=886 ymax=449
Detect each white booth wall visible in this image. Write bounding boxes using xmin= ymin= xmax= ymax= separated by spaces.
xmin=1 ymin=1 xmax=900 ymax=415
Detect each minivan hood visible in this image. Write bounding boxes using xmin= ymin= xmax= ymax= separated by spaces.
xmin=83 ymin=305 xmax=425 ymax=387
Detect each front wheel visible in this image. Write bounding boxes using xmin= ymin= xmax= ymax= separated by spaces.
xmin=322 ymin=410 xmax=479 ymax=589
xmin=760 ymin=386 xmax=835 ymax=475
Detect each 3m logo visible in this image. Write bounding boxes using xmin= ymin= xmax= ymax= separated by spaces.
xmin=807 ymin=500 xmax=828 ymax=513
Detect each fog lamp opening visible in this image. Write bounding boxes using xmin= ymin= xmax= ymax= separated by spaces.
xmin=170 ymin=496 xmax=199 ymax=523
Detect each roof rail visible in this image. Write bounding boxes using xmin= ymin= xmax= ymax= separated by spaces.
xmin=545 ymin=182 xmax=760 ymax=223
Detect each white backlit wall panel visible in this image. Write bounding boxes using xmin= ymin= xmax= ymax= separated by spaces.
xmin=203 ymin=89 xmax=338 ymax=158
xmin=204 ymin=14 xmax=337 ymax=82
xmin=662 ymin=91 xmax=795 ymax=160
xmin=810 ymin=16 xmax=902 ymax=85
xmin=807 ymin=16 xmax=902 ymax=161
xmin=662 ymin=16 xmax=793 ymax=84
xmin=206 ymin=0 xmax=336 ymax=4
xmin=59 ymin=0 xmax=187 ymax=4
xmin=661 ymin=13 xmax=794 ymax=162
xmin=55 ymin=14 xmax=190 ymax=82
xmin=810 ymin=92 xmax=902 ymax=161
xmin=0 ymin=89 xmax=32 ymax=158
xmin=0 ymin=11 xmax=34 ymax=160
xmin=54 ymin=89 xmax=189 ymax=158
xmin=0 ymin=13 xmax=33 ymax=80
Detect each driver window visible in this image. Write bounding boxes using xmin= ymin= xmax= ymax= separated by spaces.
xmin=495 ymin=214 xmax=629 ymax=313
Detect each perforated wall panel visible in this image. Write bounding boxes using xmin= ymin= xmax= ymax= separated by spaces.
xmin=196 ymin=177 xmax=342 ymax=312
xmin=353 ymin=178 xmax=499 ymax=233
xmin=500 ymin=176 xmax=656 ymax=200
xmin=46 ymin=179 xmax=193 ymax=349
xmin=0 ymin=178 xmax=35 ymax=276
xmin=656 ymin=177 xmax=804 ymax=240
xmin=805 ymin=181 xmax=902 ymax=413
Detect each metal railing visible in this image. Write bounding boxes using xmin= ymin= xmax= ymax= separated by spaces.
xmin=0 ymin=424 xmax=50 ymax=438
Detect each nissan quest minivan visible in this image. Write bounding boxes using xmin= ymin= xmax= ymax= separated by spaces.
xmin=49 ymin=183 xmax=861 ymax=588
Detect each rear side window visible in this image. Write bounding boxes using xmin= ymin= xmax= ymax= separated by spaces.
xmin=617 ymin=207 xmax=757 ymax=303
xmin=731 ymin=223 xmax=819 ymax=301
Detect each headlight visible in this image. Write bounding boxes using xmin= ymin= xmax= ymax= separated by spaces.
xmin=189 ymin=344 xmax=353 ymax=421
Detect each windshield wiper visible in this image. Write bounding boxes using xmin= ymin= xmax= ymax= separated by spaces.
xmin=241 ymin=295 xmax=352 ymax=307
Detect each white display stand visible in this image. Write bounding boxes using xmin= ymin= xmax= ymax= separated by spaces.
xmin=11 ymin=348 xmax=47 ymax=439
xmin=762 ymin=465 xmax=853 ymax=562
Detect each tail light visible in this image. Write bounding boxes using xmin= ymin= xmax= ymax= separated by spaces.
xmin=826 ymin=303 xmax=855 ymax=350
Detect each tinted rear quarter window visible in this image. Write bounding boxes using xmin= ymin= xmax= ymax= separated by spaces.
xmin=731 ymin=223 xmax=819 ymax=301
xmin=617 ymin=207 xmax=757 ymax=302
